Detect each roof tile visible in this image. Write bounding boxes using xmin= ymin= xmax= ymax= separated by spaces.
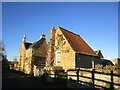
xmin=59 ymin=27 xmax=98 ymax=56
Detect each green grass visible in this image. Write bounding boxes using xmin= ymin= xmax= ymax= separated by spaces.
xmin=105 ymin=83 xmax=110 ymax=88
xmin=58 ymin=73 xmax=67 ymax=76
xmin=115 ymin=65 xmax=120 ymax=70
xmin=61 ymin=77 xmax=67 ymax=79
xmin=57 ymin=73 xmax=67 ymax=79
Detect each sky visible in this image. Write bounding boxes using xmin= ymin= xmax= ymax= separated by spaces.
xmin=2 ymin=2 xmax=118 ymax=61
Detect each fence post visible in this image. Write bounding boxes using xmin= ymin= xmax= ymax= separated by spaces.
xmin=110 ymin=71 xmax=114 ymax=89
xmin=54 ymin=70 xmax=57 ymax=78
xmin=91 ymin=69 xmax=95 ymax=87
xmin=66 ymin=70 xmax=68 ymax=80
xmin=76 ymin=68 xmax=80 ymax=83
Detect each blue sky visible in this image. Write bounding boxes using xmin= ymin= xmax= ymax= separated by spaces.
xmin=2 ymin=2 xmax=118 ymax=61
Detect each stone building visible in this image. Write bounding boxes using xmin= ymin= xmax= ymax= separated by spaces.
xmin=19 ymin=34 xmax=49 ymax=74
xmin=94 ymin=50 xmax=104 ymax=59
xmin=9 ymin=61 xmax=19 ymax=70
xmin=114 ymin=58 xmax=120 ymax=65
xmin=46 ymin=27 xmax=102 ymax=70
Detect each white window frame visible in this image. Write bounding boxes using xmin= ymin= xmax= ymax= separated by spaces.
xmin=26 ymin=52 xmax=28 ymax=58
xmin=56 ymin=49 xmax=61 ymax=65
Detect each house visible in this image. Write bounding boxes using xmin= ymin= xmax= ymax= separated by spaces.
xmin=46 ymin=27 xmax=102 ymax=70
xmin=114 ymin=58 xmax=120 ymax=65
xmin=101 ymin=59 xmax=114 ymax=66
xmin=94 ymin=50 xmax=104 ymax=58
xmin=111 ymin=58 xmax=120 ymax=65
xmin=18 ymin=34 xmax=49 ymax=74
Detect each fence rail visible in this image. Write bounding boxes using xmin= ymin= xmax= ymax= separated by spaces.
xmin=46 ymin=69 xmax=120 ymax=89
xmin=67 ymin=69 xmax=120 ymax=89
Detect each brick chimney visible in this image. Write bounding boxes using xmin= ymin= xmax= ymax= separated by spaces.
xmin=50 ymin=26 xmax=55 ymax=43
xmin=47 ymin=26 xmax=56 ymax=66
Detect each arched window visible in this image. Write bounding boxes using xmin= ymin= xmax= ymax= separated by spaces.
xmin=56 ymin=49 xmax=61 ymax=65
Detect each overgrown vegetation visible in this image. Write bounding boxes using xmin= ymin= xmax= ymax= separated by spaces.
xmin=95 ymin=64 xmax=115 ymax=70
xmin=95 ymin=64 xmax=120 ymax=74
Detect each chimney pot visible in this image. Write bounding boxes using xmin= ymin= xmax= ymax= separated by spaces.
xmin=52 ymin=26 xmax=55 ymax=30
xmin=22 ymin=35 xmax=26 ymax=43
xmin=40 ymin=33 xmax=45 ymax=39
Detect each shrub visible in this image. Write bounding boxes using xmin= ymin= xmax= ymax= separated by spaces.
xmin=95 ymin=64 xmax=103 ymax=69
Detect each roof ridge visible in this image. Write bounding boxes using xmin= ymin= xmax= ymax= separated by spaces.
xmin=58 ymin=27 xmax=98 ymax=56
xmin=58 ymin=27 xmax=80 ymax=36
xmin=29 ymin=40 xmax=39 ymax=48
xmin=30 ymin=38 xmax=45 ymax=49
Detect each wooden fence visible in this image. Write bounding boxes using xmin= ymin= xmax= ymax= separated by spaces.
xmin=46 ymin=69 xmax=120 ymax=89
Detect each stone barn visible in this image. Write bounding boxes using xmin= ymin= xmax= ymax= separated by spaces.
xmin=19 ymin=34 xmax=49 ymax=74
xmin=46 ymin=27 xmax=102 ymax=70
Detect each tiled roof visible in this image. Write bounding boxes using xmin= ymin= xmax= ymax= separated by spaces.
xmin=29 ymin=38 xmax=45 ymax=49
xmin=59 ymin=27 xmax=98 ymax=56
xmin=24 ymin=42 xmax=32 ymax=49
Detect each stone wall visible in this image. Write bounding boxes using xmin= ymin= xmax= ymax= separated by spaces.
xmin=24 ymin=48 xmax=32 ymax=74
xmin=54 ymin=28 xmax=76 ymax=70
xmin=19 ymin=43 xmax=26 ymax=72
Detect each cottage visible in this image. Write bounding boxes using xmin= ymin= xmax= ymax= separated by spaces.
xmin=46 ymin=27 xmax=102 ymax=70
xmin=19 ymin=34 xmax=49 ymax=74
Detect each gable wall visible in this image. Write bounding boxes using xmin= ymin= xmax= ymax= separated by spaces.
xmin=54 ymin=28 xmax=76 ymax=70
xmin=24 ymin=48 xmax=32 ymax=74
xmin=19 ymin=43 xmax=26 ymax=72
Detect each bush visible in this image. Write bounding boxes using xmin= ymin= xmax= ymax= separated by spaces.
xmin=95 ymin=64 xmax=103 ymax=69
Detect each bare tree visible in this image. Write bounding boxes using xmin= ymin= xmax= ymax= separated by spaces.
xmin=13 ymin=56 xmax=18 ymax=62
xmin=0 ymin=40 xmax=9 ymax=69
xmin=0 ymin=41 xmax=6 ymax=56
xmin=0 ymin=41 xmax=3 ymax=61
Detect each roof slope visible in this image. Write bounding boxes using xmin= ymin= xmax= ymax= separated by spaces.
xmin=24 ymin=42 xmax=32 ymax=49
xmin=29 ymin=38 xmax=45 ymax=49
xmin=59 ymin=27 xmax=98 ymax=56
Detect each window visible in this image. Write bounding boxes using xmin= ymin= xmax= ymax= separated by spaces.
xmin=26 ymin=52 xmax=28 ymax=57
xmin=56 ymin=50 xmax=61 ymax=65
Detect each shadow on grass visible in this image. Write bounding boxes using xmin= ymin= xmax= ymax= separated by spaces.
xmin=2 ymin=69 xmax=100 ymax=89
